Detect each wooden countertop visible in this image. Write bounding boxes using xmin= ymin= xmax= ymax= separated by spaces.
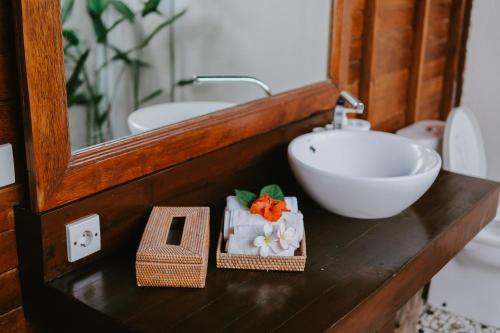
xmin=47 ymin=171 xmax=500 ymax=333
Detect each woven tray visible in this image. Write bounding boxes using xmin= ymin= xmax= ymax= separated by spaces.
xmin=136 ymin=207 xmax=210 ymax=288
xmin=216 ymin=230 xmax=306 ymax=272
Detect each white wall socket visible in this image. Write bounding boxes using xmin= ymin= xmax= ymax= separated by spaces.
xmin=66 ymin=214 xmax=101 ymax=262
xmin=0 ymin=143 xmax=15 ymax=188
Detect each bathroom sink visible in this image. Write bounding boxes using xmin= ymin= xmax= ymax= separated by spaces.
xmin=128 ymin=101 xmax=236 ymax=134
xmin=288 ymin=130 xmax=441 ymax=219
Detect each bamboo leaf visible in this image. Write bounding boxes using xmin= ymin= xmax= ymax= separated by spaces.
xmin=139 ymin=89 xmax=163 ymax=105
xmin=66 ymin=49 xmax=90 ymax=98
xmin=134 ymin=9 xmax=187 ymax=51
xmin=87 ymin=0 xmax=109 ymax=15
xmin=132 ymin=61 xmax=140 ymax=110
xmin=107 ymin=17 xmax=127 ymax=34
xmin=142 ymin=0 xmax=161 ymax=17
xmin=62 ymin=29 xmax=79 ymax=46
xmin=96 ymin=110 xmax=109 ymax=126
xmin=68 ymin=93 xmax=88 ymax=107
xmin=109 ymin=45 xmax=132 ymax=64
xmin=111 ymin=1 xmax=134 ymax=22
xmin=87 ymin=0 xmax=109 ymax=42
xmin=90 ymin=15 xmax=108 ymax=43
xmin=61 ymin=0 xmax=75 ymax=23
xmin=68 ymin=93 xmax=102 ymax=107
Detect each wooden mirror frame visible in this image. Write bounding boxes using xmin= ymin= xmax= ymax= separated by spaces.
xmin=13 ymin=0 xmax=353 ymax=212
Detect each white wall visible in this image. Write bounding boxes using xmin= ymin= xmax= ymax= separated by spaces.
xmin=66 ymin=0 xmax=331 ymax=150
xmin=461 ymin=0 xmax=500 ymax=181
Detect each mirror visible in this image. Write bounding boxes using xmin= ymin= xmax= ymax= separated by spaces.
xmin=61 ymin=0 xmax=332 ymax=151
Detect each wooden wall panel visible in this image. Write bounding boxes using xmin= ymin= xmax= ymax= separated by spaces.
xmin=359 ymin=0 xmax=416 ymax=131
xmin=0 ymin=269 xmax=22 ymax=314
xmin=0 ymin=1 xmax=29 ymax=332
xmin=348 ymin=0 xmax=466 ymax=131
xmin=0 ymin=307 xmax=31 ymax=333
xmin=347 ymin=0 xmax=366 ymax=97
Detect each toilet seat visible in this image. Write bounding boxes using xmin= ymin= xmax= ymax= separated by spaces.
xmin=443 ymin=106 xmax=487 ymax=178
xmin=428 ymin=107 xmax=500 ymax=327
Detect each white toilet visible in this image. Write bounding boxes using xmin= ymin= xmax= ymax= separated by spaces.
xmin=398 ymin=106 xmax=500 ymax=328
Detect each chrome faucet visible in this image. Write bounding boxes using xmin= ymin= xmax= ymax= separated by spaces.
xmin=177 ymin=75 xmax=272 ymax=97
xmin=333 ymin=91 xmax=365 ymax=129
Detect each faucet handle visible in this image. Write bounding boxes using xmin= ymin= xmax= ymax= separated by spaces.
xmin=333 ymin=91 xmax=365 ymax=129
xmin=338 ymin=91 xmax=364 ymax=114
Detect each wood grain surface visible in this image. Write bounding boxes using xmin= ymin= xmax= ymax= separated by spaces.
xmin=36 ymin=171 xmax=500 ymax=333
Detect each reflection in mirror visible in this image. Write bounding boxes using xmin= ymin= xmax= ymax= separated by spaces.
xmin=61 ymin=0 xmax=331 ymax=151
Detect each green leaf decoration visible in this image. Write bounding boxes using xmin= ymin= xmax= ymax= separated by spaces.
xmin=139 ymin=89 xmax=163 ymax=105
xmin=61 ymin=0 xmax=75 ymax=24
xmin=111 ymin=1 xmax=134 ymax=22
xmin=235 ymin=190 xmax=258 ymax=208
xmin=62 ymin=29 xmax=79 ymax=46
xmin=142 ymin=0 xmax=161 ymax=17
xmin=66 ymin=49 xmax=89 ymax=98
xmin=260 ymin=184 xmax=285 ymax=201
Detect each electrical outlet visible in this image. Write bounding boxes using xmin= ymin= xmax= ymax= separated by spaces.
xmin=66 ymin=214 xmax=101 ymax=262
xmin=0 ymin=143 xmax=15 ymax=187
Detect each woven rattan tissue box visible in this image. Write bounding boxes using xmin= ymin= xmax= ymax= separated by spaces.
xmin=136 ymin=207 xmax=210 ymax=288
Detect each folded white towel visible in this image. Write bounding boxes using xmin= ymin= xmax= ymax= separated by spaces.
xmin=226 ymin=234 xmax=296 ymax=256
xmin=226 ymin=196 xmax=298 ymax=213
xmin=224 ymin=209 xmax=304 ymax=241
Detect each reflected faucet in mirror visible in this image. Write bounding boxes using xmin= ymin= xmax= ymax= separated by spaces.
xmin=128 ymin=75 xmax=272 ymax=135
xmin=177 ymin=75 xmax=273 ymax=97
xmin=61 ymin=0 xmax=332 ymax=151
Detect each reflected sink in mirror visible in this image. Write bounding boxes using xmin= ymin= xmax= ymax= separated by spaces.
xmin=61 ymin=0 xmax=332 ymax=151
xmin=128 ymin=101 xmax=235 ymax=134
xmin=288 ymin=130 xmax=442 ymax=219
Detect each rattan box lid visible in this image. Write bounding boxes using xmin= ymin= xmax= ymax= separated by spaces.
xmin=136 ymin=207 xmax=210 ymax=265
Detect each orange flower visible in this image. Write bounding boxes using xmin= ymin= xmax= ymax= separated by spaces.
xmin=250 ymin=194 xmax=289 ymax=222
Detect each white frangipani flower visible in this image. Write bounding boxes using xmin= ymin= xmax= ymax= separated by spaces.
xmin=276 ymin=223 xmax=299 ymax=250
xmin=253 ymin=224 xmax=279 ymax=257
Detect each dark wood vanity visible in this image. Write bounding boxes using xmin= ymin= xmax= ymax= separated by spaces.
xmin=15 ymin=114 xmax=500 ymax=332
xmin=17 ymin=157 xmax=500 ymax=332
xmin=0 ymin=0 xmax=486 ymax=332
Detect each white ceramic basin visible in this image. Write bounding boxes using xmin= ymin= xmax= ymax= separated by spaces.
xmin=288 ymin=130 xmax=442 ymax=219
xmin=128 ymin=101 xmax=236 ymax=134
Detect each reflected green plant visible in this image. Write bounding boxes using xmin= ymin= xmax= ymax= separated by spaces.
xmin=62 ymin=0 xmax=186 ymax=146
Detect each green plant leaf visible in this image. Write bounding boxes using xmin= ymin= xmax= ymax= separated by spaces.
xmin=66 ymin=49 xmax=89 ymax=98
xmin=87 ymin=0 xmax=110 ymax=42
xmin=108 ymin=45 xmax=132 ymax=64
xmin=111 ymin=1 xmax=134 ymax=22
xmin=62 ymin=29 xmax=79 ymax=46
xmin=87 ymin=0 xmax=109 ymax=15
xmin=235 ymin=190 xmax=258 ymax=208
xmin=96 ymin=110 xmax=109 ymax=126
xmin=90 ymin=15 xmax=108 ymax=43
xmin=139 ymin=89 xmax=163 ymax=105
xmin=106 ymin=17 xmax=127 ymax=34
xmin=260 ymin=184 xmax=285 ymax=201
xmin=61 ymin=0 xmax=75 ymax=23
xmin=142 ymin=0 xmax=161 ymax=17
xmin=68 ymin=93 xmax=88 ymax=106
xmin=132 ymin=61 xmax=140 ymax=110
xmin=134 ymin=9 xmax=187 ymax=50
